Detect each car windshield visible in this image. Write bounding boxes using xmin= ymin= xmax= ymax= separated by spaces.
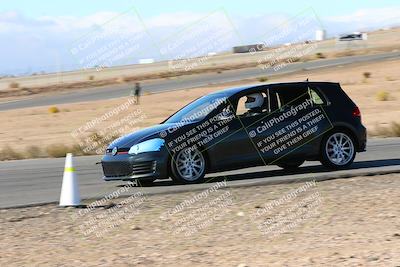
xmin=164 ymin=93 xmax=227 ymax=124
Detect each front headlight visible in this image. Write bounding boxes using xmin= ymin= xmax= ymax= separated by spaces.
xmin=128 ymin=138 xmax=165 ymax=155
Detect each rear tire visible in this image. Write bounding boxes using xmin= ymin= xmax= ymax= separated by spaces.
xmin=170 ymin=147 xmax=206 ymax=184
xmin=320 ymin=131 xmax=356 ymax=170
xmin=277 ymin=160 xmax=305 ymax=170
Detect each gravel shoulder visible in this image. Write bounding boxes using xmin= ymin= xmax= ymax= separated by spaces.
xmin=1 ymin=173 xmax=400 ymax=266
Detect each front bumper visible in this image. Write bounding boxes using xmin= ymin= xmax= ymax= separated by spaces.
xmin=101 ymin=151 xmax=169 ymax=181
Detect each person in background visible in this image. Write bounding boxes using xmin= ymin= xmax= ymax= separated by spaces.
xmin=132 ymin=82 xmax=142 ymax=104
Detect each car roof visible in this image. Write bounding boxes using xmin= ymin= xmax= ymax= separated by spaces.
xmin=211 ymin=81 xmax=339 ymax=97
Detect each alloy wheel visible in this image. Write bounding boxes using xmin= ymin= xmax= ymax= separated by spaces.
xmin=325 ymin=133 xmax=354 ymax=166
xmin=175 ymin=148 xmax=205 ymax=181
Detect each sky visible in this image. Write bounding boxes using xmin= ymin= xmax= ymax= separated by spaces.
xmin=0 ymin=0 xmax=399 ymax=75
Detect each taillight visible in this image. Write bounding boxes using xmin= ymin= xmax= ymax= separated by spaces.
xmin=352 ymin=106 xmax=361 ymax=118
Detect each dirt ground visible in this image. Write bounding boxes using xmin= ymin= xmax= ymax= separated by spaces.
xmin=0 ymin=58 xmax=399 ymax=154
xmin=0 ymin=173 xmax=399 ymax=266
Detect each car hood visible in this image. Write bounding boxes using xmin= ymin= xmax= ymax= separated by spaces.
xmin=108 ymin=123 xmax=176 ymax=149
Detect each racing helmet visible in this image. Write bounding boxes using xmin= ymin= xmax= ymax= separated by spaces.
xmin=245 ymin=93 xmax=264 ymax=109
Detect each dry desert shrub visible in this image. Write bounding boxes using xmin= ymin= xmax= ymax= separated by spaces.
xmin=371 ymin=122 xmax=400 ymax=137
xmin=363 ymin=72 xmax=371 ymax=79
xmin=69 ymin=144 xmax=94 ymax=156
xmin=118 ymin=76 xmax=131 ymax=83
xmin=26 ymin=146 xmax=43 ymax=158
xmin=375 ymin=90 xmax=389 ymax=101
xmin=48 ymin=106 xmax=60 ymax=113
xmin=0 ymin=145 xmax=24 ymax=160
xmin=45 ymin=144 xmax=70 ymax=158
xmin=9 ymin=82 xmax=19 ymax=89
xmin=391 ymin=122 xmax=400 ymax=136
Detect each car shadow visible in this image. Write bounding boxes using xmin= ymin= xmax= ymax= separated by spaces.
xmin=204 ymin=158 xmax=400 ymax=184
xmin=118 ymin=158 xmax=400 ymax=187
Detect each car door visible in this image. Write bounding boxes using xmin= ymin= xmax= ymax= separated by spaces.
xmin=259 ymin=83 xmax=332 ymax=163
xmin=205 ymin=89 xmax=269 ymax=170
xmin=241 ymin=85 xmax=303 ymax=164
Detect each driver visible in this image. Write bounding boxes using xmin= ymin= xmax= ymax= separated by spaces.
xmin=243 ymin=93 xmax=264 ymax=117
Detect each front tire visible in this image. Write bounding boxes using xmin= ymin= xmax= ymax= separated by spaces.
xmin=320 ymin=131 xmax=356 ymax=169
xmin=170 ymin=147 xmax=206 ymax=184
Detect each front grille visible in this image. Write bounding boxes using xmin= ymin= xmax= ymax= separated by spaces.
xmin=102 ymin=161 xmax=156 ymax=177
xmin=102 ymin=161 xmax=133 ymax=177
xmin=132 ymin=161 xmax=156 ymax=175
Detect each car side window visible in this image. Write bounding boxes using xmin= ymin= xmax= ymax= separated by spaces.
xmin=272 ymin=86 xmax=309 ymax=110
xmin=270 ymin=85 xmax=326 ymax=111
xmin=308 ymin=87 xmax=325 ymax=105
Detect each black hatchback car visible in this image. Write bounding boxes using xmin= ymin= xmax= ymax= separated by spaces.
xmin=101 ymin=82 xmax=366 ymax=184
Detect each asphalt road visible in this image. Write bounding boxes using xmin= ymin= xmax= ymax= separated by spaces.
xmin=0 ymin=138 xmax=399 ymax=208
xmin=1 ymin=51 xmax=400 ymax=111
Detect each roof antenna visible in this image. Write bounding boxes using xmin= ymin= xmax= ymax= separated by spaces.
xmin=305 ymin=78 xmax=309 ymax=82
